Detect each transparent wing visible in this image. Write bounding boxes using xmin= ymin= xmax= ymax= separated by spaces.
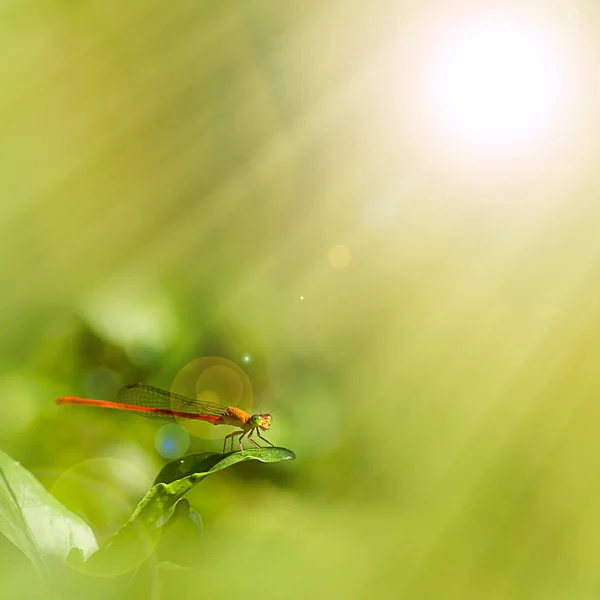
xmin=116 ymin=384 xmax=229 ymax=421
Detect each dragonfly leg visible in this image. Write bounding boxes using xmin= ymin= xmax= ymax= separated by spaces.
xmin=223 ymin=432 xmax=232 ymax=454
xmin=255 ymin=430 xmax=274 ymax=447
xmin=247 ymin=428 xmax=261 ymax=449
xmin=241 ymin=428 xmax=259 ymax=452
xmin=233 ymin=431 xmax=245 ymax=453
xmin=223 ymin=430 xmax=243 ymax=454
xmin=239 ymin=429 xmax=252 ymax=453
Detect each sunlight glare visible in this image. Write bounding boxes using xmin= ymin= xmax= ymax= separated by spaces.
xmin=420 ymin=13 xmax=574 ymax=158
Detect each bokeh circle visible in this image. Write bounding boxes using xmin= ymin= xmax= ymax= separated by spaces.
xmin=170 ymin=356 xmax=254 ymax=440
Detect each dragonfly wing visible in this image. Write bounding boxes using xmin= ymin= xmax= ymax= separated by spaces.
xmin=116 ymin=384 xmax=229 ymax=420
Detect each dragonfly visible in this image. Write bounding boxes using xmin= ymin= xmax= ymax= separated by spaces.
xmin=56 ymin=384 xmax=274 ymax=454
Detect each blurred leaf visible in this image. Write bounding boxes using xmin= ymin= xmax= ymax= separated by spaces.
xmin=0 ymin=449 xmax=98 ymax=580
xmin=82 ymin=447 xmax=295 ymax=576
xmin=156 ymin=498 xmax=202 ymax=566
xmin=156 ymin=561 xmax=192 ymax=571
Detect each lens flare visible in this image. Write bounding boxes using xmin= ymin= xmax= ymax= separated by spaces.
xmin=328 ymin=245 xmax=352 ymax=269
xmin=423 ymin=15 xmax=569 ymax=154
xmin=155 ymin=424 xmax=190 ymax=459
xmin=170 ymin=356 xmax=254 ymax=441
xmin=398 ymin=6 xmax=585 ymax=181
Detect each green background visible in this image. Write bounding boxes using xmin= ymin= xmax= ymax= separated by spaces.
xmin=1 ymin=1 xmax=599 ymax=598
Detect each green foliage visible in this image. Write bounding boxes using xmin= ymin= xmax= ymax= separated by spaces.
xmin=0 ymin=449 xmax=98 ymax=584
xmin=0 ymin=447 xmax=295 ymax=585
xmin=83 ymin=447 xmax=295 ymax=576
xmin=154 ymin=447 xmax=296 ymax=487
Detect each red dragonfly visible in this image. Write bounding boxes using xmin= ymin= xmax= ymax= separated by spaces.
xmin=56 ymin=384 xmax=274 ymax=454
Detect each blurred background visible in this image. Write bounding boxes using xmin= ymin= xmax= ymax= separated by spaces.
xmin=2 ymin=0 xmax=600 ymax=598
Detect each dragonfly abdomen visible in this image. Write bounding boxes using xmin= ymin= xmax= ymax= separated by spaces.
xmin=55 ymin=396 xmax=226 ymax=423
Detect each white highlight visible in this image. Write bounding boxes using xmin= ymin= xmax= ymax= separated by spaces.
xmin=420 ymin=13 xmax=572 ymax=157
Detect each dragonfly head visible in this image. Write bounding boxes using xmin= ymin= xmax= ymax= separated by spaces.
xmin=250 ymin=413 xmax=272 ymax=430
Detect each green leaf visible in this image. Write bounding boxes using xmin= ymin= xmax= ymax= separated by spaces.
xmin=82 ymin=447 xmax=295 ymax=576
xmin=155 ymin=498 xmax=202 ymax=566
xmin=149 ymin=447 xmax=296 ymax=519
xmin=0 ymin=450 xmax=99 ymax=578
xmin=155 ymin=447 xmax=297 ymax=485
xmin=131 ymin=447 xmax=296 ymax=528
